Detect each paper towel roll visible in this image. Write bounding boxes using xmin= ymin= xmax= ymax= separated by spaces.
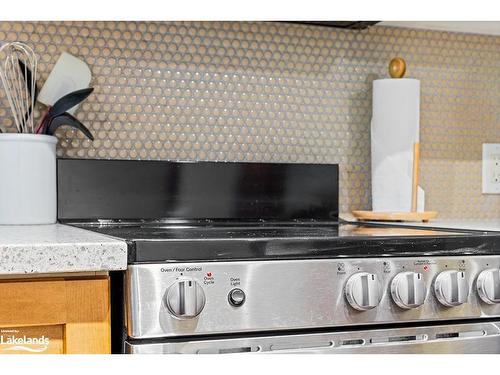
xmin=371 ymin=78 xmax=424 ymax=212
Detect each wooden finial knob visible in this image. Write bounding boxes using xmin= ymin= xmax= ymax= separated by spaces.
xmin=389 ymin=57 xmax=406 ymax=78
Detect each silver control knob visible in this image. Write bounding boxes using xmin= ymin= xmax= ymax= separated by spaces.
xmin=477 ymin=269 xmax=500 ymax=304
xmin=434 ymin=270 xmax=469 ymax=307
xmin=165 ymin=278 xmax=206 ymax=319
xmin=391 ymin=271 xmax=427 ymax=309
xmin=228 ymin=288 xmax=246 ymax=306
xmin=345 ymin=272 xmax=382 ymax=311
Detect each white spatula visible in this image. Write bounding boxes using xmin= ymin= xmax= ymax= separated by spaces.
xmin=38 ymin=52 xmax=91 ymax=115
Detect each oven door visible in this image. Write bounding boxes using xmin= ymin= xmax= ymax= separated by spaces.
xmin=125 ymin=321 xmax=500 ymax=354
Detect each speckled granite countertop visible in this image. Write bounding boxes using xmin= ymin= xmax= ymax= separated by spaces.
xmin=0 ymin=223 xmax=127 ymax=275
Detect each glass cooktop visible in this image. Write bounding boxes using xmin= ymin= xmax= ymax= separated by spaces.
xmin=69 ymin=221 xmax=470 ymax=241
xmin=65 ymin=221 xmax=500 ymax=263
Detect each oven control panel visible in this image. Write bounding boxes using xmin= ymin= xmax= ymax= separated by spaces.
xmin=125 ymin=256 xmax=500 ymax=339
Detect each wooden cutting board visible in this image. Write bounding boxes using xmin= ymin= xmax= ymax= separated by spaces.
xmin=352 ymin=210 xmax=438 ymax=223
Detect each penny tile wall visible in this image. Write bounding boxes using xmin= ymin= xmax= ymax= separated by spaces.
xmin=0 ymin=21 xmax=499 ymax=218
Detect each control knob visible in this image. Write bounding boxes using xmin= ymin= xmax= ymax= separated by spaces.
xmin=477 ymin=269 xmax=500 ymax=304
xmin=228 ymin=288 xmax=246 ymax=307
xmin=165 ymin=278 xmax=206 ymax=319
xmin=434 ymin=270 xmax=469 ymax=307
xmin=390 ymin=271 xmax=427 ymax=309
xmin=345 ymin=272 xmax=382 ymax=311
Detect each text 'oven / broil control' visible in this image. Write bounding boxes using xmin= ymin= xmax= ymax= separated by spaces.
xmin=434 ymin=270 xmax=469 ymax=307
xmin=228 ymin=288 xmax=246 ymax=307
xmin=391 ymin=271 xmax=427 ymax=309
xmin=165 ymin=278 xmax=206 ymax=319
xmin=345 ymin=272 xmax=381 ymax=311
xmin=477 ymin=269 xmax=500 ymax=304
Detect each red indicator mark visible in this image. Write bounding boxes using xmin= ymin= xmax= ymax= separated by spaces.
xmin=206 ymin=272 xmax=212 ymax=277
xmin=423 ymin=265 xmax=429 ymax=271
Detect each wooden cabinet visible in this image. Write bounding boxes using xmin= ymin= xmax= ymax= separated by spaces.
xmin=0 ymin=276 xmax=110 ymax=354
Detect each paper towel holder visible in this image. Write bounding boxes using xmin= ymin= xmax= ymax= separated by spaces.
xmin=353 ymin=58 xmax=438 ymax=223
xmin=353 ymin=142 xmax=437 ymax=223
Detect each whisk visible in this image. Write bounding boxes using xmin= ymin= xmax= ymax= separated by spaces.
xmin=0 ymin=42 xmax=37 ymax=133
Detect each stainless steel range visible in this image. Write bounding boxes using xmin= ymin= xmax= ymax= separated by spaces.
xmin=57 ymin=159 xmax=500 ymax=354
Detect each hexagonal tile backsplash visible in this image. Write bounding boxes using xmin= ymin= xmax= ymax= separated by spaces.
xmin=0 ymin=21 xmax=499 ymax=219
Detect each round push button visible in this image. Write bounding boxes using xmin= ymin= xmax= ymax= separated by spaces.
xmin=228 ymin=288 xmax=246 ymax=307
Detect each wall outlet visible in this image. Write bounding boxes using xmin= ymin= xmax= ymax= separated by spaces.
xmin=482 ymin=144 xmax=500 ymax=194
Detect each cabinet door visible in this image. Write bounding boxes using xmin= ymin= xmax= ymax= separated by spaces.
xmin=0 ymin=276 xmax=110 ymax=354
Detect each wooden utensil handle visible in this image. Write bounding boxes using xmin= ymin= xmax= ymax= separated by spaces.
xmin=389 ymin=57 xmax=406 ymax=78
xmin=411 ymin=142 xmax=420 ymax=212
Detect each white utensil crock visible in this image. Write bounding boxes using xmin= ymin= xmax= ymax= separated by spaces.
xmin=0 ymin=134 xmax=57 ymax=225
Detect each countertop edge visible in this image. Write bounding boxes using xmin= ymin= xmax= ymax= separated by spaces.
xmin=0 ymin=224 xmax=128 ymax=276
